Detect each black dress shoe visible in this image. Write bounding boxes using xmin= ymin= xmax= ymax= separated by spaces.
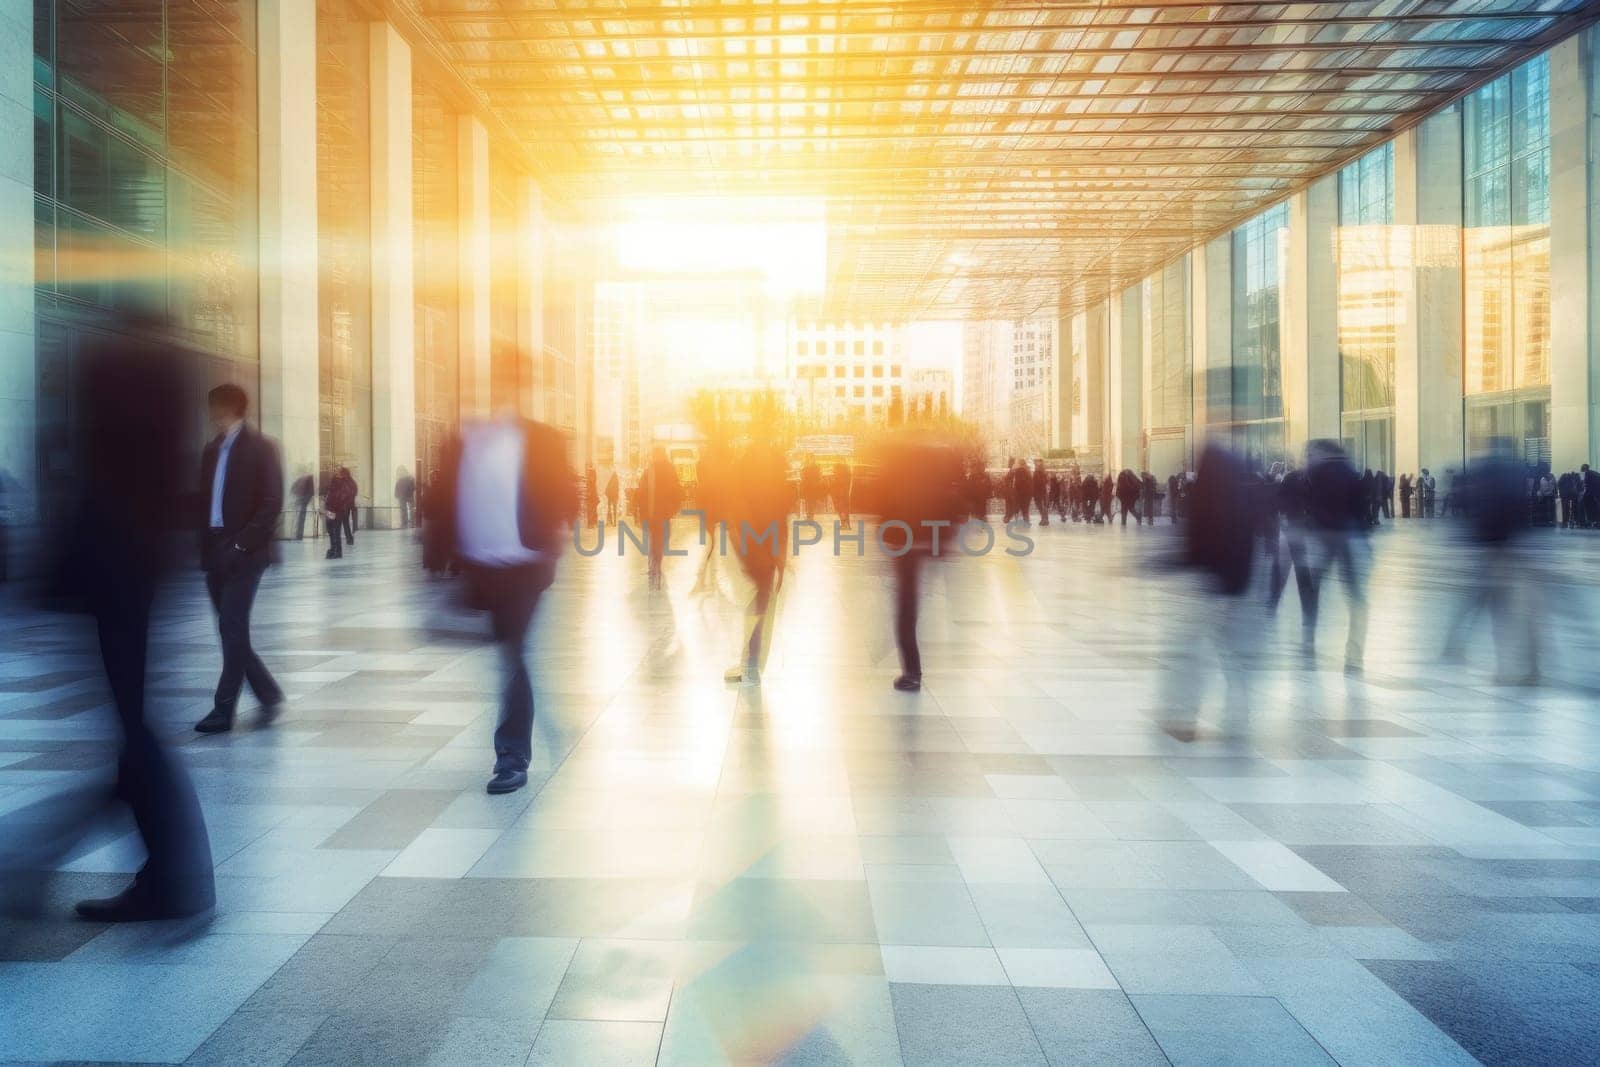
xmin=75 ymin=887 xmax=212 ymax=923
xmin=194 ymin=706 xmax=235 ymax=734
xmin=893 ymin=674 xmax=922 ymax=692
xmin=486 ymin=768 xmax=528 ymax=795
xmin=257 ymin=700 xmax=285 ymax=727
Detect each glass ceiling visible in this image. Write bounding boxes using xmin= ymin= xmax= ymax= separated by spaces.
xmin=403 ymin=0 xmax=1593 ymax=319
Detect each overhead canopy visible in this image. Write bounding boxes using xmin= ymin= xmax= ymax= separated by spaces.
xmin=401 ymin=0 xmax=1592 ymax=319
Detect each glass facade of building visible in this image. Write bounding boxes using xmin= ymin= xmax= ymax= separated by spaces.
xmin=1141 ymin=255 xmax=1192 ymax=476
xmin=1228 ymin=203 xmax=1288 ymax=461
xmin=1463 ymin=54 xmax=1552 ymax=463
xmin=412 ymin=76 xmax=459 ymax=487
xmin=1336 ymin=142 xmax=1399 ymax=474
xmin=32 ymin=0 xmax=260 ymax=517
xmin=316 ymin=0 xmax=373 ymax=501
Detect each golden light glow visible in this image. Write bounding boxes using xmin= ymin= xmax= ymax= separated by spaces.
xmin=615 ymin=197 xmax=827 ymax=299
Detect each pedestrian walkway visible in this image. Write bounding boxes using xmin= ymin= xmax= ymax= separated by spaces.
xmin=4 ymin=523 xmax=1600 ymax=1064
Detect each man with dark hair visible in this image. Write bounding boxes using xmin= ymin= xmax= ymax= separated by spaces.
xmin=195 ymin=383 xmax=285 ymax=734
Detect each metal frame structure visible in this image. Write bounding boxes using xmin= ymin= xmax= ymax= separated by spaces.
xmin=400 ymin=0 xmax=1599 ymax=318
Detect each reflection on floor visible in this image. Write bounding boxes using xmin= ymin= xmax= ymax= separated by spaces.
xmin=4 ymin=519 xmax=1600 ymax=1064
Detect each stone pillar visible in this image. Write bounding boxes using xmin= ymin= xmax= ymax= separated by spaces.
xmin=367 ymin=22 xmax=415 ymax=530
xmin=0 ymin=5 xmax=35 ymax=537
xmin=517 ymin=178 xmax=546 ymax=419
xmin=1283 ymin=175 xmax=1340 ymax=457
xmin=1082 ymin=301 xmax=1108 ymax=465
xmin=1192 ymin=235 xmax=1232 ymax=449
xmin=1107 ymin=284 xmax=1142 ymax=470
xmin=1052 ymin=308 xmax=1073 ymax=451
xmin=1549 ymin=34 xmax=1591 ymax=471
xmin=257 ymin=0 xmax=319 ymax=519
xmin=572 ymin=236 xmax=594 ymax=470
xmin=457 ymin=116 xmax=491 ymax=419
xmin=1394 ymin=108 xmax=1466 ymax=477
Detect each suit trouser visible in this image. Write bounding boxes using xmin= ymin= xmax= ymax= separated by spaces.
xmin=293 ymin=502 xmax=309 ymax=540
xmin=894 ymin=551 xmax=925 ymax=678
xmin=206 ymin=559 xmax=281 ymax=710
xmin=327 ymin=511 xmax=345 ymax=557
xmin=474 ymin=563 xmax=551 ymax=773
xmin=738 ymin=559 xmax=782 ymax=674
xmin=98 ymin=584 xmax=215 ymax=910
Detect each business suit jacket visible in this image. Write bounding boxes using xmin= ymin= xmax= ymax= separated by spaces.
xmin=200 ymin=424 xmax=283 ymax=571
xmin=434 ymin=418 xmax=581 ymax=569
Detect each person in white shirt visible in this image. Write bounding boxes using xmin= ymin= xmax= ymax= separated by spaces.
xmin=194 ymin=384 xmax=284 ymax=735
xmin=439 ymin=403 xmax=578 ymax=794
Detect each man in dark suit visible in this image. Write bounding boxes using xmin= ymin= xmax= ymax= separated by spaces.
xmin=195 ymin=384 xmax=285 ymax=734
xmin=434 ymin=408 xmax=578 ymax=794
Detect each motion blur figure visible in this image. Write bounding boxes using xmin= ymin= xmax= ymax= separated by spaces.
xmin=1305 ymin=439 xmax=1370 ymax=672
xmin=434 ymin=392 xmax=578 ymax=794
xmin=640 ymin=445 xmax=683 ymax=591
xmin=723 ymin=436 xmax=790 ymax=685
xmin=1443 ymin=439 xmax=1542 ymax=684
xmin=1266 ymin=461 xmax=1318 ymax=655
xmin=871 ymin=432 xmax=966 ymax=692
xmin=1161 ymin=443 xmax=1261 ymax=720
xmin=57 ymin=333 xmax=215 ymax=921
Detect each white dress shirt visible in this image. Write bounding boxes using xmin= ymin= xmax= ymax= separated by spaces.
xmin=210 ymin=423 xmax=242 ymax=529
xmin=457 ymin=419 xmax=540 ymax=567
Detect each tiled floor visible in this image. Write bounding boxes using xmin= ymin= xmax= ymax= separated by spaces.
xmin=4 ymin=519 xmax=1600 ymax=1065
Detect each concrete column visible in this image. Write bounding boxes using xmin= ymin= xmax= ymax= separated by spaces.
xmin=0 ymin=4 xmax=35 ymax=536
xmin=1107 ymin=284 xmax=1142 ymax=470
xmin=1394 ymin=108 xmax=1466 ymax=477
xmin=367 ymin=22 xmax=415 ymax=530
xmin=1550 ymin=34 xmax=1591 ymax=470
xmin=1082 ymin=301 xmax=1108 ymax=466
xmin=1283 ymin=175 xmax=1340 ymax=457
xmin=1053 ymin=309 xmax=1073 ymax=451
xmin=516 ymin=178 xmax=546 ymax=419
xmin=572 ymin=238 xmax=594 ymax=469
xmin=457 ymin=116 xmax=491 ymax=419
xmin=257 ymin=0 xmax=319 ymax=512
xmin=1192 ymin=234 xmax=1232 ymax=448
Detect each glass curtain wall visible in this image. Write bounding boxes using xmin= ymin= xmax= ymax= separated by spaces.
xmin=33 ymin=0 xmax=259 ymax=516
xmin=1229 ymin=203 xmax=1289 ymax=462
xmin=316 ymin=0 xmax=373 ymax=505
xmin=1463 ymin=54 xmax=1551 ymax=464
xmin=1141 ymin=255 xmax=1192 ymax=477
xmin=1336 ymin=142 xmax=1399 ymax=474
xmin=413 ymin=75 xmax=458 ymax=486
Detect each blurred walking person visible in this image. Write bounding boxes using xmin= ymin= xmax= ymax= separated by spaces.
xmin=53 ymin=335 xmax=216 ymax=921
xmin=290 ymin=469 xmax=314 ymax=540
xmin=195 ymin=384 xmax=286 ymax=734
xmin=1305 ymin=440 xmax=1370 ymax=672
xmin=640 ymin=446 xmax=682 ymax=590
xmin=1443 ymin=441 xmax=1542 ymax=684
xmin=875 ymin=433 xmax=965 ymax=692
xmin=395 ymin=467 xmax=417 ymax=529
xmin=322 ymin=466 xmax=357 ymax=560
xmin=1266 ymin=462 xmax=1318 ymax=656
xmin=1032 ymin=459 xmax=1050 ymax=527
xmin=725 ymin=438 xmax=790 ymax=684
xmin=832 ymin=460 xmax=854 ymax=528
xmin=435 ymin=393 xmax=578 ymax=794
xmin=1116 ymin=468 xmax=1141 ymax=526
xmin=604 ymin=468 xmax=620 ymax=525
xmin=1160 ymin=444 xmax=1262 ymax=719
